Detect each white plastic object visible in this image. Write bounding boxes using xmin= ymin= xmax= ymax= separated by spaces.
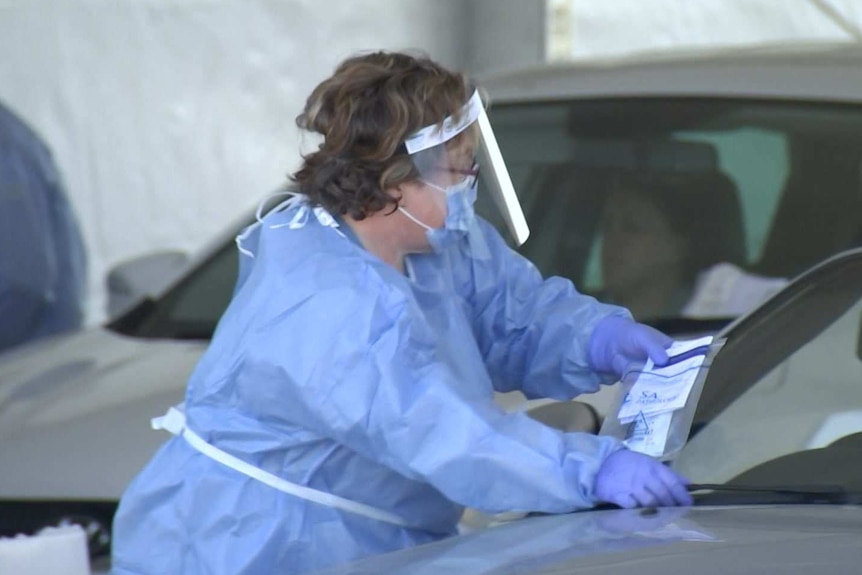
xmin=0 ymin=525 xmax=90 ymax=575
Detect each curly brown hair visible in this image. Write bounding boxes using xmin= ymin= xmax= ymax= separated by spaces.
xmin=290 ymin=51 xmax=471 ymax=220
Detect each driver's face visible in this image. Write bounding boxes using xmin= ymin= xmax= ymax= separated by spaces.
xmin=601 ymin=190 xmax=688 ymax=293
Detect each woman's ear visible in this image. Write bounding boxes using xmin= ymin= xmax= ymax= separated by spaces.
xmin=388 ymin=180 xmax=423 ymax=207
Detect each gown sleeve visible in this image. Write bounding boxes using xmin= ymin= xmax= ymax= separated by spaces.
xmin=236 ymin=262 xmax=622 ymax=515
xmin=466 ymin=219 xmax=630 ymax=400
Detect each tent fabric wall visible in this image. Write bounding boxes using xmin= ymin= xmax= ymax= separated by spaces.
xmin=0 ymin=0 xmax=465 ymax=324
xmin=4 ymin=0 xmax=862 ymax=326
xmin=548 ymin=0 xmax=862 ymax=61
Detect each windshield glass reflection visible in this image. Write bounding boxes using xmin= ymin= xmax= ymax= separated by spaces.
xmin=674 ymin=255 xmax=862 ymax=494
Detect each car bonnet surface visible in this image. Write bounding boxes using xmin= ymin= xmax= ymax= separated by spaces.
xmin=0 ymin=328 xmax=203 ymax=499
xmin=310 ymin=505 xmax=862 ymax=575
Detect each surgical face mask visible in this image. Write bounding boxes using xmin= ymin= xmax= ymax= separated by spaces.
xmin=399 ymin=174 xmax=478 ymax=252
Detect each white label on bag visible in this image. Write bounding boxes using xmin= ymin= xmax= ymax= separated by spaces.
xmin=617 ymin=336 xmax=714 ymax=423
xmin=624 ymin=410 xmax=673 ymax=457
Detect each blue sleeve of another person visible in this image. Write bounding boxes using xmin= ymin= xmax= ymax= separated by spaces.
xmin=0 ymin=102 xmax=86 ymax=352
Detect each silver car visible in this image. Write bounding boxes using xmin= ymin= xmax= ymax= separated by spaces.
xmin=310 ymin=246 xmax=862 ymax=574
xmin=1 ymin=43 xmax=862 ymax=560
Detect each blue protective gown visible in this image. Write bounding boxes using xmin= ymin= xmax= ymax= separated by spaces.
xmin=111 ymin=201 xmax=628 ymax=575
xmin=0 ymin=102 xmax=86 ymax=353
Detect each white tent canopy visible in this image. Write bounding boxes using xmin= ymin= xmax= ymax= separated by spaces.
xmin=0 ymin=0 xmax=464 ymax=324
xmin=547 ymin=0 xmax=862 ymax=62
xmin=2 ymin=0 xmax=859 ymax=325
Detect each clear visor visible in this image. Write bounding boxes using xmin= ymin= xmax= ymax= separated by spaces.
xmin=404 ymin=90 xmax=530 ymax=245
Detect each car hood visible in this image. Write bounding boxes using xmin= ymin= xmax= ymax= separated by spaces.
xmin=0 ymin=328 xmax=205 ymax=499
xmin=313 ymin=505 xmax=862 ymax=575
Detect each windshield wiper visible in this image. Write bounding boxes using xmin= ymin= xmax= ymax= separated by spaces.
xmin=689 ymin=483 xmax=855 ymax=505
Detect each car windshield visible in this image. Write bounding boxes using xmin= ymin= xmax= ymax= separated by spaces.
xmin=671 ymin=250 xmax=862 ymax=499
xmin=478 ymin=98 xmax=862 ymax=331
xmin=113 ymin=98 xmax=862 ymax=340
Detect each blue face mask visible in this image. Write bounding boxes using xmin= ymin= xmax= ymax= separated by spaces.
xmin=399 ymin=175 xmax=478 ymax=253
xmin=425 ymin=176 xmax=478 ymax=251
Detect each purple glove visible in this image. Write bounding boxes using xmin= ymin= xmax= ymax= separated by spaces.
xmin=588 ymin=316 xmax=672 ymax=378
xmin=594 ymin=449 xmax=693 ymax=508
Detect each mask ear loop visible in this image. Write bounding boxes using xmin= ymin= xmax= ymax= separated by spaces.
xmin=398 ymin=206 xmax=433 ymax=231
xmin=421 ymin=180 xmax=447 ymax=194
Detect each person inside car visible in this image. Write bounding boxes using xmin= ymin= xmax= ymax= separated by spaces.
xmin=600 ymin=175 xmax=786 ymax=321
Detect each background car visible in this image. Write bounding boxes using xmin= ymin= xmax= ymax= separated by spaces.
xmin=304 ymin=246 xmax=862 ymax=575
xmin=1 ymin=44 xmax=862 ymax=561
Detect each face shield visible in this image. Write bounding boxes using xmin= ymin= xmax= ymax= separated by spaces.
xmin=402 ymin=90 xmax=530 ymax=247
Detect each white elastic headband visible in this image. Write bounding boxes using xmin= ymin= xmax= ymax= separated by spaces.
xmin=403 ymin=90 xmax=482 ymax=155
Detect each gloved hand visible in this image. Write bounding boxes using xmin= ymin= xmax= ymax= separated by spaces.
xmin=594 ymin=449 xmax=693 ymax=508
xmin=588 ymin=315 xmax=672 ymax=378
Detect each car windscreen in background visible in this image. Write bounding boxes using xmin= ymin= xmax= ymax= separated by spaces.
xmin=478 ymin=98 xmax=862 ymax=327
xmin=110 ymin=238 xmax=238 ymax=340
xmin=109 ymin=197 xmax=288 ymax=340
